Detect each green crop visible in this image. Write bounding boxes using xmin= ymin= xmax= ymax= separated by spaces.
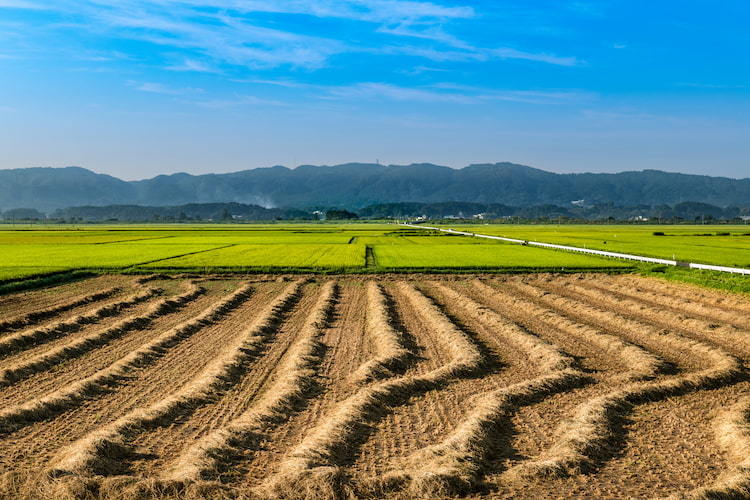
xmin=373 ymin=244 xmax=632 ymax=270
xmin=444 ymin=224 xmax=750 ymax=267
xmin=0 ymin=223 xmax=745 ymax=278
xmin=141 ymin=244 xmax=366 ymax=270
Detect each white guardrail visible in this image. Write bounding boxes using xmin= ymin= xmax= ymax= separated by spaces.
xmin=400 ymin=224 xmax=750 ymax=275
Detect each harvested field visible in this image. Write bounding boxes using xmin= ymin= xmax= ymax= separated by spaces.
xmin=0 ymin=273 xmax=748 ymax=499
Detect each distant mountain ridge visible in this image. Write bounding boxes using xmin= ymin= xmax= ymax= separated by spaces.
xmin=1 ymin=163 xmax=749 ymax=212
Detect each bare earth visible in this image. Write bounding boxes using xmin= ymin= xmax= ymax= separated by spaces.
xmin=0 ymin=273 xmax=749 ymax=499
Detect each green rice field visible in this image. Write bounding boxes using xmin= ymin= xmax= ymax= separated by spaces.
xmin=445 ymin=224 xmax=750 ymax=268
xmin=0 ymin=223 xmax=747 ymax=281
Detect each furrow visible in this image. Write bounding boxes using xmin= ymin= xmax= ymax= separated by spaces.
xmin=48 ymin=279 xmax=305 ymax=478
xmin=617 ymin=274 xmax=750 ymax=315
xmin=0 ymin=281 xmax=211 ymax=407
xmin=349 ymin=282 xmax=411 ymax=385
xmin=0 ymin=281 xmax=251 ymax=435
xmin=500 ymin=280 xmax=744 ymax=483
xmin=471 ymin=279 xmax=665 ymax=382
xmin=261 ymin=282 xmax=547 ymax=499
xmin=160 ymin=281 xmax=337 ymax=484
xmin=347 ymin=280 xmax=527 ymax=483
xmin=675 ymin=397 xmax=750 ymax=499
xmin=379 ymin=283 xmax=587 ymax=498
xmin=0 ymin=287 xmax=158 ymax=360
xmin=461 ymin=279 xmax=669 ymax=478
xmin=254 ymin=281 xmax=417 ymax=499
xmin=507 ymin=279 xmax=723 ymax=372
xmin=0 ymin=275 xmax=133 ymax=324
xmin=556 ymin=277 xmax=750 ymax=358
xmin=392 ymin=282 xmax=484 ymax=380
xmin=0 ymin=283 xmax=202 ymax=388
xmin=584 ymin=275 xmax=750 ymax=330
xmin=138 ymin=282 xmax=328 ymax=473
xmin=0 ymin=287 xmax=120 ymax=335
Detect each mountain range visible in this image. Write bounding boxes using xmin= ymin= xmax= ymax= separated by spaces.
xmin=1 ymin=163 xmax=749 ymax=212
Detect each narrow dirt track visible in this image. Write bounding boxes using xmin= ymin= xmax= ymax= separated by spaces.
xmin=0 ymin=273 xmax=748 ymax=500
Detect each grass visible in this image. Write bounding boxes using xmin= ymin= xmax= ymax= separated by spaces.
xmin=639 ymin=265 xmax=750 ymax=295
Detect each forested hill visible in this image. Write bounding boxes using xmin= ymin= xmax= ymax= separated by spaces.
xmin=1 ymin=163 xmax=749 ymax=211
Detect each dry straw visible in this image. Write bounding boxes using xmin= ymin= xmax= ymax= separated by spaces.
xmin=472 ymin=279 xmax=665 ymax=381
xmin=349 ymin=282 xmax=410 ymax=385
xmin=0 ymin=286 xmax=120 ymax=334
xmin=675 ymin=396 xmax=750 ymax=499
xmin=0 ymin=281 xmax=216 ymax=434
xmin=382 ymin=282 xmax=587 ymax=498
xmin=161 ymin=281 xmax=337 ymax=485
xmin=501 ymin=279 xmax=743 ymax=482
xmin=0 ymin=286 xmax=159 ymax=359
xmin=49 ymin=279 xmax=304 ymax=478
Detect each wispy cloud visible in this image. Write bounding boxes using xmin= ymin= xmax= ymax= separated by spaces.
xmin=491 ymin=47 xmax=581 ymax=67
xmin=324 ymin=82 xmax=594 ymax=104
xmin=166 ymin=58 xmax=218 ymax=73
xmin=327 ymin=82 xmax=474 ymax=103
xmin=161 ymin=0 xmax=475 ymax=24
xmin=7 ymin=1 xmax=579 ymax=70
xmin=128 ymin=81 xmax=204 ymax=95
xmin=194 ymin=94 xmax=287 ymax=108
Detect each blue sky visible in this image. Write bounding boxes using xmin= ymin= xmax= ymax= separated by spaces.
xmin=0 ymin=0 xmax=748 ymax=180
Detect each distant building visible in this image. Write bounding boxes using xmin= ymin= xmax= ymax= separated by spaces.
xmin=473 ymin=213 xmax=485 ymax=220
xmin=571 ymin=199 xmax=585 ymax=206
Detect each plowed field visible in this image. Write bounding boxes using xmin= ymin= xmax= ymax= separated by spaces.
xmin=0 ymin=274 xmax=749 ymax=500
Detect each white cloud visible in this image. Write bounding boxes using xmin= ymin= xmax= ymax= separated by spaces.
xmin=129 ymin=81 xmax=204 ymax=95
xmin=491 ymin=47 xmax=580 ymax=67
xmin=327 ymin=82 xmax=474 ymax=103
xmin=146 ymin=0 xmax=475 ymax=24
xmin=13 ymin=1 xmax=577 ymax=70
xmin=325 ymin=82 xmax=593 ymax=104
xmin=166 ymin=58 xmax=217 ymax=73
xmin=194 ymin=94 xmax=287 ymax=108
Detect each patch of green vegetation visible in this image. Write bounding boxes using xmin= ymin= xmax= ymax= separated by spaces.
xmin=139 ymin=244 xmax=366 ymax=270
xmin=447 ymin=224 xmax=750 ymax=267
xmin=0 ymin=243 xmax=227 ymax=271
xmin=0 ymin=267 xmax=71 ymax=281
xmin=0 ymin=224 xmax=747 ymax=288
xmin=639 ymin=265 xmax=750 ymax=295
xmin=374 ymin=244 xmax=632 ymax=270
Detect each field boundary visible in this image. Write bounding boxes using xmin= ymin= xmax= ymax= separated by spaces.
xmin=402 ymin=224 xmax=750 ymax=275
